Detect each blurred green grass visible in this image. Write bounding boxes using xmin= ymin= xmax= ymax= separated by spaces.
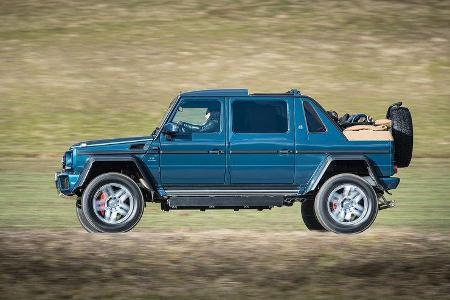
xmin=0 ymin=158 xmax=449 ymax=231
xmin=0 ymin=0 xmax=449 ymax=231
xmin=0 ymin=0 xmax=449 ymax=158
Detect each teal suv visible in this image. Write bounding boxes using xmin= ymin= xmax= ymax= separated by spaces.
xmin=55 ymin=89 xmax=413 ymax=233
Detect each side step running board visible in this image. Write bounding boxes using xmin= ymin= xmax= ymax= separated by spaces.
xmin=163 ymin=196 xmax=284 ymax=211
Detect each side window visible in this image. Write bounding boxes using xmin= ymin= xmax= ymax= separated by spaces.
xmin=303 ymin=101 xmax=326 ymax=133
xmin=173 ymin=106 xmax=207 ymax=125
xmin=171 ymin=100 xmax=221 ymax=133
xmin=233 ymin=100 xmax=288 ymax=133
xmin=172 ymin=100 xmax=221 ymax=133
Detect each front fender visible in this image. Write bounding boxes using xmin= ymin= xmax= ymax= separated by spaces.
xmin=72 ymin=155 xmax=156 ymax=196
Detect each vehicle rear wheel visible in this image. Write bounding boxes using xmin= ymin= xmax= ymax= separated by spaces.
xmin=314 ymin=174 xmax=378 ymax=234
xmin=76 ymin=198 xmax=99 ymax=233
xmin=81 ymin=173 xmax=145 ymax=233
xmin=301 ymin=200 xmax=326 ymax=231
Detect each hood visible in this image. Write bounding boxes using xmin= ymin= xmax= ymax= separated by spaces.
xmin=72 ymin=136 xmax=153 ymax=153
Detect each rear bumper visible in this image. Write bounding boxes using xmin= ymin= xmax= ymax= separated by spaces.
xmin=379 ymin=177 xmax=400 ymax=190
xmin=55 ymin=171 xmax=79 ymax=196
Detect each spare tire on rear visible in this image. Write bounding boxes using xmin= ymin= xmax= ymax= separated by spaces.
xmin=388 ymin=105 xmax=413 ymax=168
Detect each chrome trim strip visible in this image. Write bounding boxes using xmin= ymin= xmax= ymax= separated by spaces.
xmin=160 ymin=150 xmax=224 ymax=154
xmin=165 ymin=189 xmax=299 ymax=196
xmin=161 ymin=150 xmax=294 ymax=154
xmin=78 ymin=150 xmax=148 ymax=155
xmin=230 ymin=150 xmax=291 ymax=154
xmin=296 ymin=149 xmax=389 ymax=154
xmin=79 ymin=139 xmax=152 ymax=148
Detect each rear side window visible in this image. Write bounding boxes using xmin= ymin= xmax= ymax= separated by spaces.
xmin=233 ymin=100 xmax=288 ymax=133
xmin=303 ymin=101 xmax=326 ymax=133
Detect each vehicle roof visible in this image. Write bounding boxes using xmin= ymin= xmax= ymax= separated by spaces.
xmin=180 ymin=89 xmax=301 ymax=98
xmin=180 ymin=89 xmax=248 ymax=97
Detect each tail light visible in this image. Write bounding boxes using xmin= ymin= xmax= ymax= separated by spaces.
xmin=394 ymin=165 xmax=398 ymax=174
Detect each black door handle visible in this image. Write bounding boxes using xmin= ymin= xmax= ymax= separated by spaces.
xmin=208 ymin=149 xmax=221 ymax=154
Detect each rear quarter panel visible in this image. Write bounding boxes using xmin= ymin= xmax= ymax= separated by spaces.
xmin=294 ymin=97 xmax=394 ymax=191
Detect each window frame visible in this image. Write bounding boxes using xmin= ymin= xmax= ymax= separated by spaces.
xmin=231 ymin=99 xmax=290 ymax=134
xmin=303 ymin=100 xmax=327 ymax=133
xmin=169 ymin=98 xmax=223 ymax=134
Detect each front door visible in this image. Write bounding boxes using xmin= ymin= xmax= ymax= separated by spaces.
xmin=160 ymin=98 xmax=226 ymax=186
xmin=228 ymin=97 xmax=295 ymax=184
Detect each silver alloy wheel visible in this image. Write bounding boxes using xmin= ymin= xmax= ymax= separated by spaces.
xmin=92 ymin=183 xmax=136 ymax=225
xmin=327 ymin=184 xmax=370 ymax=226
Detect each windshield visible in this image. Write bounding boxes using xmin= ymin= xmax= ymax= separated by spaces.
xmin=152 ymin=95 xmax=179 ymax=137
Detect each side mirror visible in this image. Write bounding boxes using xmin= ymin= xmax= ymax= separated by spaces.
xmin=162 ymin=122 xmax=179 ymax=135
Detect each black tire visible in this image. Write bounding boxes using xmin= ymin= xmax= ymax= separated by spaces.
xmin=389 ymin=106 xmax=413 ymax=168
xmin=314 ymin=174 xmax=378 ymax=234
xmin=301 ymin=200 xmax=326 ymax=231
xmin=81 ymin=173 xmax=145 ymax=233
xmin=76 ymin=198 xmax=100 ymax=233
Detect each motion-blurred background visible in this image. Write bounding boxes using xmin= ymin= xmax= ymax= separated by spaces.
xmin=0 ymin=0 xmax=449 ymax=299
xmin=1 ymin=0 xmax=449 ymax=229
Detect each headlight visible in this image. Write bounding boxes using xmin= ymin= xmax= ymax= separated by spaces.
xmin=63 ymin=151 xmax=73 ymax=170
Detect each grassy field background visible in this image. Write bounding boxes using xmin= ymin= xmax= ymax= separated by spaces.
xmin=0 ymin=0 xmax=449 ymax=158
xmin=0 ymin=0 xmax=448 ymax=231
xmin=1 ymin=1 xmax=449 ymax=298
xmin=1 ymin=157 xmax=449 ymax=231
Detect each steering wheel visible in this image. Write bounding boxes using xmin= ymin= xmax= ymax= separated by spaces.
xmin=176 ymin=121 xmax=187 ymax=133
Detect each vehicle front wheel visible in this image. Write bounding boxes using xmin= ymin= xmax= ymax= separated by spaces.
xmin=301 ymin=199 xmax=326 ymax=231
xmin=81 ymin=173 xmax=145 ymax=233
xmin=76 ymin=198 xmax=100 ymax=233
xmin=314 ymin=174 xmax=378 ymax=234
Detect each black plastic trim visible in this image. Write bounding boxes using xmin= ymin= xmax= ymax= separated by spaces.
xmin=73 ymin=155 xmax=157 ymax=196
xmin=167 ymin=196 xmax=284 ymax=210
xmin=304 ymin=155 xmax=385 ymax=194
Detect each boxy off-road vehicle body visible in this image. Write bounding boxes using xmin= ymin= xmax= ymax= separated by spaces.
xmin=55 ymin=89 xmax=413 ymax=233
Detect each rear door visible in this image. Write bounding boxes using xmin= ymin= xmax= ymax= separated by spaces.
xmin=228 ymin=97 xmax=295 ymax=184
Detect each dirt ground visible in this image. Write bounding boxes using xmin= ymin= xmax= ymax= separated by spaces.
xmin=1 ymin=230 xmax=449 ymax=300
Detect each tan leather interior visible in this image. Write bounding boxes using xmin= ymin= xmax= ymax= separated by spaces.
xmin=374 ymin=119 xmax=392 ymax=127
xmin=343 ymin=121 xmax=393 ymax=141
xmin=344 ymin=130 xmax=393 ymax=141
xmin=344 ymin=124 xmax=388 ymax=131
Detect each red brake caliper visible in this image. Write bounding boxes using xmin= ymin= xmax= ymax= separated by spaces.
xmin=332 ymin=200 xmax=338 ymax=211
xmin=100 ymin=192 xmax=106 ymax=216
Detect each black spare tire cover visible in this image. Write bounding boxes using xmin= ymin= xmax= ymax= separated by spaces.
xmin=388 ymin=106 xmax=413 ymax=168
